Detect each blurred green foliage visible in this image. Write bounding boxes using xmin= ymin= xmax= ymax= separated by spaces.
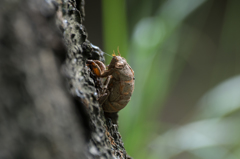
xmin=102 ymin=0 xmax=240 ymax=159
xmin=102 ymin=0 xmax=128 ymax=62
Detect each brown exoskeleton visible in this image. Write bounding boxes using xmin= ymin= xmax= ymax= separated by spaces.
xmin=87 ymin=48 xmax=135 ymax=113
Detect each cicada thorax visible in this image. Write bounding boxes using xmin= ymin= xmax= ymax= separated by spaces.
xmin=102 ymin=64 xmax=134 ymax=113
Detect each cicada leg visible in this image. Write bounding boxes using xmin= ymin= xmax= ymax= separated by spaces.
xmin=98 ymin=90 xmax=110 ymax=105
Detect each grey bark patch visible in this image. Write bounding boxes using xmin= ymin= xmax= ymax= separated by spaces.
xmin=0 ymin=0 xmax=132 ymax=158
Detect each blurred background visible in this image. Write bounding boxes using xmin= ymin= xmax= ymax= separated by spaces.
xmin=84 ymin=0 xmax=240 ymax=158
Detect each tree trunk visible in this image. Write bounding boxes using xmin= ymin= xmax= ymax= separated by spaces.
xmin=0 ymin=0 xmax=131 ymax=158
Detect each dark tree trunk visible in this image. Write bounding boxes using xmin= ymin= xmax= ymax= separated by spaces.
xmin=0 ymin=0 xmax=131 ymax=158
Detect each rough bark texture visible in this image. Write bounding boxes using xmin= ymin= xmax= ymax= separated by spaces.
xmin=0 ymin=0 xmax=131 ymax=159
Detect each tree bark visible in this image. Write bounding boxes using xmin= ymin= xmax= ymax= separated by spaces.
xmin=0 ymin=0 xmax=131 ymax=158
